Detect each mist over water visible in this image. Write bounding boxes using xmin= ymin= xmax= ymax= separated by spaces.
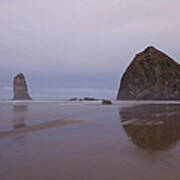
xmin=0 ymin=87 xmax=116 ymax=100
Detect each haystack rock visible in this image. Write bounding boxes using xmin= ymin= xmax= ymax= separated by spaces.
xmin=117 ymin=46 xmax=180 ymax=100
xmin=13 ymin=73 xmax=32 ymax=100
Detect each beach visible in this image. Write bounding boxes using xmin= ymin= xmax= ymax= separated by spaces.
xmin=1 ymin=101 xmax=180 ymax=180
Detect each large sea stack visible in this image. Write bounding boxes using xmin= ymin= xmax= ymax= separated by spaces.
xmin=117 ymin=46 xmax=180 ymax=100
xmin=13 ymin=73 xmax=32 ymax=100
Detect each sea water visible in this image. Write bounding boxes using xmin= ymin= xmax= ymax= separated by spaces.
xmin=0 ymin=87 xmax=116 ymax=100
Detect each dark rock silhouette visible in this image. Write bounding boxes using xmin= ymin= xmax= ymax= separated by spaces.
xmin=119 ymin=104 xmax=180 ymax=151
xmin=69 ymin=98 xmax=78 ymax=101
xmin=83 ymin=97 xmax=98 ymax=101
xmin=117 ymin=46 xmax=180 ymax=100
xmin=102 ymin=99 xmax=112 ymax=105
xmin=13 ymin=73 xmax=32 ymax=100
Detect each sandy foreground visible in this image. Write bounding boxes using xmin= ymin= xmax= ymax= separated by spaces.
xmin=1 ymin=101 xmax=180 ymax=180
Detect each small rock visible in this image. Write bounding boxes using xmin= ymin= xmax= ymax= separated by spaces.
xmin=102 ymin=99 xmax=112 ymax=105
xmin=69 ymin=98 xmax=78 ymax=101
xmin=83 ymin=97 xmax=98 ymax=101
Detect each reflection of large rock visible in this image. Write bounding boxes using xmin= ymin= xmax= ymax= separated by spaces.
xmin=13 ymin=73 xmax=32 ymax=100
xmin=120 ymin=104 xmax=180 ymax=150
xmin=117 ymin=46 xmax=180 ymax=100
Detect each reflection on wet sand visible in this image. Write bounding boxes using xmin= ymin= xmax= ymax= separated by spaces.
xmin=0 ymin=119 xmax=87 ymax=138
xmin=13 ymin=104 xmax=28 ymax=129
xmin=0 ymin=104 xmax=87 ymax=138
xmin=120 ymin=104 xmax=180 ymax=151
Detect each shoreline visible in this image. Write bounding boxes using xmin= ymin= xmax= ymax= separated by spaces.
xmin=1 ymin=99 xmax=180 ymax=105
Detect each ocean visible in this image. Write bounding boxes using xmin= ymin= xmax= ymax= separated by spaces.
xmin=0 ymin=87 xmax=116 ymax=100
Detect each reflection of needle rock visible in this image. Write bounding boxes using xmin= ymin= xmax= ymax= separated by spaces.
xmin=13 ymin=117 xmax=26 ymax=129
xmin=13 ymin=73 xmax=32 ymax=100
xmin=120 ymin=104 xmax=180 ymax=151
xmin=0 ymin=119 xmax=87 ymax=138
xmin=13 ymin=105 xmax=28 ymax=129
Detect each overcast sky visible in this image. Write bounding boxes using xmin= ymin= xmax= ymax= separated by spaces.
xmin=0 ymin=0 xmax=180 ymax=91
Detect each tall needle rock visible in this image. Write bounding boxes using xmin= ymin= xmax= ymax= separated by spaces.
xmin=13 ymin=73 xmax=32 ymax=100
xmin=117 ymin=46 xmax=180 ymax=100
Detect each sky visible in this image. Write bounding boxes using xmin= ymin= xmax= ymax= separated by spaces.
xmin=0 ymin=0 xmax=180 ymax=93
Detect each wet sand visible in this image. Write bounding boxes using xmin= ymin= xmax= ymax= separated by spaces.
xmin=1 ymin=101 xmax=180 ymax=180
xmin=0 ymin=119 xmax=87 ymax=138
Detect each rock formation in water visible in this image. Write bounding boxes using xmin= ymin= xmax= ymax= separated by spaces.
xmin=117 ymin=46 xmax=180 ymax=100
xmin=13 ymin=73 xmax=32 ymax=100
xmin=102 ymin=99 xmax=112 ymax=105
xmin=83 ymin=97 xmax=98 ymax=101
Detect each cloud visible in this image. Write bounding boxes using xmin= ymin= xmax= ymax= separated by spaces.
xmin=0 ymin=0 xmax=180 ymax=89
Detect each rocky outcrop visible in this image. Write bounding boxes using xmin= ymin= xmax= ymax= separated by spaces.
xmin=83 ymin=97 xmax=98 ymax=101
xmin=117 ymin=46 xmax=180 ymax=100
xmin=102 ymin=99 xmax=112 ymax=105
xmin=13 ymin=73 xmax=32 ymax=100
